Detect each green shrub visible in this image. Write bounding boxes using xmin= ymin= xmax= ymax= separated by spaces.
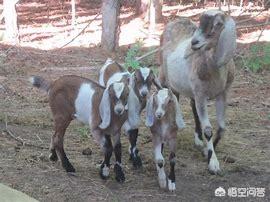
xmin=124 ymin=40 xmax=158 ymax=75
xmin=244 ymin=43 xmax=270 ymax=73
xmin=124 ymin=42 xmax=143 ymax=71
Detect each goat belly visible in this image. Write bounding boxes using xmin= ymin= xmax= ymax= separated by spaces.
xmin=74 ymin=83 xmax=94 ymax=124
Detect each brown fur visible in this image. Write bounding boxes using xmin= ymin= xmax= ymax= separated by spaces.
xmin=103 ymin=62 xmax=125 ymax=85
xmin=31 ymin=75 xmax=129 ymax=174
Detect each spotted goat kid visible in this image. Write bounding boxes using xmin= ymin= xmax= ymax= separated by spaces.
xmin=99 ymin=58 xmax=162 ymax=168
xmin=29 ymin=75 xmax=131 ymax=182
xmin=145 ymin=88 xmax=185 ymax=191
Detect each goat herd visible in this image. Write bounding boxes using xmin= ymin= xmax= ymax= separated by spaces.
xmin=29 ymin=10 xmax=237 ymax=192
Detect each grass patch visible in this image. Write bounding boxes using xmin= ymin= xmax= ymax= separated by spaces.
xmin=74 ymin=126 xmax=89 ymax=141
xmin=243 ymin=43 xmax=270 ymax=73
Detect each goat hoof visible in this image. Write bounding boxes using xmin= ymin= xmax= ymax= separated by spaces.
xmin=208 ymin=157 xmax=220 ymax=175
xmin=114 ymin=164 xmax=125 ymax=183
xmin=99 ymin=164 xmax=110 ymax=180
xmin=131 ymin=155 xmax=142 ymax=169
xmin=64 ymin=163 xmax=76 ymax=173
xmin=49 ymin=152 xmax=58 ymax=162
xmin=158 ymin=177 xmax=167 ymax=189
xmin=168 ymin=179 xmax=176 ymax=192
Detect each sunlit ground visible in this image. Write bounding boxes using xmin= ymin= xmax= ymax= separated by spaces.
xmin=0 ymin=2 xmax=269 ymax=49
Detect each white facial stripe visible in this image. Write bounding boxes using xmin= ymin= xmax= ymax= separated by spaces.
xmin=156 ymin=89 xmax=169 ymax=116
xmin=139 ymin=85 xmax=148 ymax=94
xmin=140 ymin=67 xmax=150 ymax=81
xmin=113 ymin=82 xmax=125 ymax=99
xmin=157 ymin=89 xmax=169 ymax=105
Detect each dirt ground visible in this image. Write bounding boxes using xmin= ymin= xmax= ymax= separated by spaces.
xmin=0 ymin=1 xmax=270 ymax=202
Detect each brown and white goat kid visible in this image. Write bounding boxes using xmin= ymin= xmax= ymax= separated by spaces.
xmin=30 ymin=75 xmax=130 ymax=182
xmin=99 ymin=58 xmax=162 ymax=168
xmin=145 ymin=88 xmax=185 ymax=191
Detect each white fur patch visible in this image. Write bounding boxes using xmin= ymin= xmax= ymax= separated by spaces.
xmin=113 ymin=82 xmax=125 ymax=99
xmin=107 ymin=72 xmax=130 ymax=87
xmin=155 ymin=89 xmax=169 ymax=116
xmin=157 ymin=167 xmax=166 ymax=189
xmin=140 ymin=67 xmax=150 ymax=81
xmin=208 ymin=153 xmax=220 ymax=174
xmin=29 ymin=76 xmax=35 ymax=85
xmin=99 ymin=58 xmax=114 ymax=86
xmin=168 ymin=179 xmax=176 ymax=192
xmin=74 ymin=83 xmax=94 ymax=124
xmin=154 ymin=145 xmax=164 ymax=163
xmin=194 ymin=132 xmax=204 ymax=148
xmin=207 ymin=141 xmax=220 ymax=173
xmin=167 ymin=39 xmax=193 ymax=97
xmin=102 ymin=165 xmax=110 ymax=177
xmin=157 ymin=89 xmax=169 ymax=105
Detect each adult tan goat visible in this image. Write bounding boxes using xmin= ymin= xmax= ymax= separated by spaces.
xmin=159 ymin=10 xmax=236 ymax=174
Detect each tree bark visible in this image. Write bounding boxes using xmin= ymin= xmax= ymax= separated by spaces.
xmin=145 ymin=0 xmax=163 ymax=23
xmin=136 ymin=0 xmax=150 ymax=16
xmin=101 ymin=0 xmax=120 ymax=52
xmin=71 ymin=0 xmax=76 ymax=27
xmin=3 ymin=0 xmax=19 ymax=44
xmin=153 ymin=0 xmax=163 ymax=23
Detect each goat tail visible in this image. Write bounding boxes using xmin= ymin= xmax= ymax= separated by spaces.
xmin=29 ymin=76 xmax=51 ymax=93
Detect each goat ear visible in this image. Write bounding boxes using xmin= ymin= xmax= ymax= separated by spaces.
xmin=172 ymin=94 xmax=185 ymax=129
xmin=127 ymin=87 xmax=141 ymax=128
xmin=216 ymin=17 xmax=237 ymax=67
xmin=149 ymin=70 xmax=163 ymax=90
xmin=145 ymin=94 xmax=154 ymax=127
xmin=99 ymin=87 xmax=111 ymax=129
xmin=153 ymin=74 xmax=163 ymax=90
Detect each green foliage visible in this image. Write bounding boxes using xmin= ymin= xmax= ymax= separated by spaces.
xmin=124 ymin=40 xmax=158 ymax=74
xmin=124 ymin=42 xmax=143 ymax=71
xmin=244 ymin=43 xmax=270 ymax=73
xmin=75 ymin=126 xmax=89 ymax=141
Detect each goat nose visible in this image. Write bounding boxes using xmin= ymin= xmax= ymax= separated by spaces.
xmin=191 ymin=38 xmax=199 ymax=46
xmin=141 ymin=91 xmax=147 ymax=97
xmin=116 ymin=108 xmax=123 ymax=115
xmin=156 ymin=113 xmax=162 ymax=119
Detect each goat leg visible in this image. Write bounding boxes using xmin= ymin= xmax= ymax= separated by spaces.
xmin=190 ymin=98 xmax=204 ymax=151
xmin=112 ymin=132 xmax=125 ymax=183
xmin=168 ymin=136 xmax=176 ymax=192
xmin=214 ymin=92 xmax=226 ymax=148
xmin=51 ymin=118 xmax=75 ymax=173
xmin=99 ymin=134 xmax=113 ymax=180
xmin=195 ymin=96 xmax=220 ymax=174
xmin=153 ymin=136 xmax=166 ymax=189
xmin=128 ymin=129 xmax=142 ymax=168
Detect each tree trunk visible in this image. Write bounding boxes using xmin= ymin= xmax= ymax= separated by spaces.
xmin=71 ymin=0 xmax=76 ymax=27
xmin=153 ymin=0 xmax=163 ymax=23
xmin=3 ymin=0 xmax=19 ymax=44
xmin=136 ymin=0 xmax=150 ymax=17
xmin=101 ymin=0 xmax=120 ymax=52
xmin=145 ymin=0 xmax=162 ymax=23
